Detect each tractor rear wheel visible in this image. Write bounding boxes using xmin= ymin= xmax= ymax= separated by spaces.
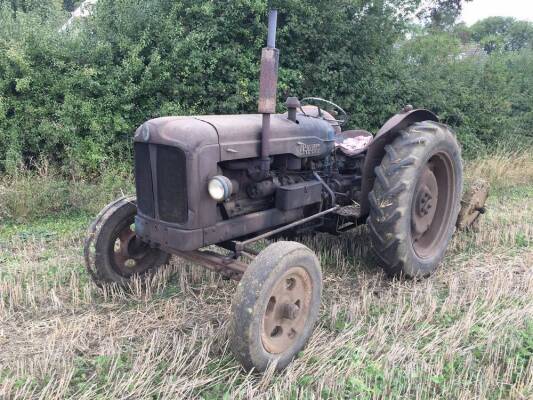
xmin=230 ymin=241 xmax=322 ymax=371
xmin=367 ymin=121 xmax=463 ymax=278
xmin=84 ymin=196 xmax=170 ymax=286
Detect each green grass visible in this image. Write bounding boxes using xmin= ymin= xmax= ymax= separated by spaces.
xmin=0 ymin=213 xmax=90 ymax=241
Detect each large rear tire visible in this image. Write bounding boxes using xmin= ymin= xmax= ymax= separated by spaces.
xmin=84 ymin=196 xmax=170 ymax=286
xmin=367 ymin=121 xmax=463 ymax=278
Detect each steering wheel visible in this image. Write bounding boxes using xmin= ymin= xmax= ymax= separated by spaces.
xmin=300 ymin=97 xmax=349 ymax=127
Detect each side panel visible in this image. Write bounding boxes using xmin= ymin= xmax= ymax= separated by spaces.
xmin=359 ymin=109 xmax=438 ymax=216
xmin=196 ymin=114 xmax=335 ymax=161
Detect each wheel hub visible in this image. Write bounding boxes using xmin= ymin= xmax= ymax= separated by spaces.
xmin=412 ymin=166 xmax=438 ymax=238
xmin=113 ymin=221 xmax=150 ymax=275
xmin=410 ymin=152 xmax=457 ymax=259
xmin=262 ymin=267 xmax=311 ymax=354
xmin=280 ymin=303 xmax=300 ymax=320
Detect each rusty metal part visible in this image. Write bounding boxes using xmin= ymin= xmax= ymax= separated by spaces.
xmin=84 ymin=196 xmax=170 ymax=286
xmin=411 ymin=152 xmax=458 ymax=259
xmin=261 ymin=113 xmax=272 ymax=161
xmin=296 ymin=104 xmax=341 ymax=135
xmin=275 ymin=180 xmax=323 ymax=211
xmin=313 ymin=171 xmax=336 ymax=206
xmin=233 ymin=205 xmax=340 ymax=253
xmin=174 ymin=249 xmax=248 ymax=281
xmin=411 ymin=165 xmax=438 ymax=241
xmin=360 ymin=108 xmax=439 ymax=216
xmin=112 ymin=221 xmax=147 ymax=275
xmin=258 ymin=48 xmax=280 ymax=114
xmin=261 ymin=266 xmax=312 ymax=354
xmin=286 ymin=97 xmax=300 ymax=122
xmin=334 ymin=204 xmax=361 ymax=219
xmin=258 ymin=10 xmax=279 ymax=178
xmin=299 ymin=105 xmax=340 ymax=134
xmin=457 ymin=179 xmax=489 ymax=230
xmin=258 ymin=9 xmax=279 ymax=114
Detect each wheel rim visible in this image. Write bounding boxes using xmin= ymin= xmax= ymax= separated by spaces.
xmin=411 ymin=151 xmax=457 ymax=259
xmin=109 ymin=216 xmax=154 ymax=277
xmin=261 ymin=267 xmax=312 ymax=354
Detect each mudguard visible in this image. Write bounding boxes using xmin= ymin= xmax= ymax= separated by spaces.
xmin=359 ymin=108 xmax=439 ymax=216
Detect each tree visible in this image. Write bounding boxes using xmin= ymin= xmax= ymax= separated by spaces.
xmin=62 ymin=1 xmax=81 ymax=12
xmin=470 ymin=17 xmax=533 ymax=53
xmin=417 ymin=0 xmax=472 ymax=30
xmin=0 ymin=0 xmax=421 ymax=174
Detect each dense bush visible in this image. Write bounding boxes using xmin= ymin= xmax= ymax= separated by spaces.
xmin=0 ymin=1 xmax=531 ymax=175
xmin=392 ymin=32 xmax=533 ymax=155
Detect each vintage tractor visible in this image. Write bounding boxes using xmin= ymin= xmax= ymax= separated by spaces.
xmin=85 ymin=10 xmax=473 ymax=371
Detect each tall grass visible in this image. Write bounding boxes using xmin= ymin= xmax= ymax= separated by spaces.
xmin=0 ymin=168 xmax=133 ymax=223
xmin=464 ymin=149 xmax=533 ymax=189
xmin=1 ymin=149 xmax=531 ymax=224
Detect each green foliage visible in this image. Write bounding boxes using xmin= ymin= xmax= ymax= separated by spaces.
xmin=0 ymin=1 xmax=531 ymax=176
xmin=467 ymin=17 xmax=533 ymax=53
xmin=417 ymin=0 xmax=473 ymax=30
xmin=393 ymin=31 xmax=533 ymax=156
xmin=0 ymin=0 xmax=66 ymax=20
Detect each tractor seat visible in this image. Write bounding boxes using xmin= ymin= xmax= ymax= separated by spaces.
xmin=335 ymin=129 xmax=373 ymax=156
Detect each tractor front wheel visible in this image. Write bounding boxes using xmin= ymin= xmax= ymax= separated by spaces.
xmin=230 ymin=241 xmax=322 ymax=371
xmin=367 ymin=121 xmax=463 ymax=278
xmin=84 ymin=196 xmax=170 ymax=286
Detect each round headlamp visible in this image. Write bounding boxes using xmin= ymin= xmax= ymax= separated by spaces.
xmin=140 ymin=123 xmax=150 ymax=142
xmin=208 ymin=176 xmax=233 ymax=202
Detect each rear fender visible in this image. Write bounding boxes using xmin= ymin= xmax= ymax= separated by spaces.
xmin=359 ymin=108 xmax=439 ymax=216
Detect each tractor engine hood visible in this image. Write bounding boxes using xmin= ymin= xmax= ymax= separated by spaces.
xmin=134 ymin=113 xmax=336 ymax=160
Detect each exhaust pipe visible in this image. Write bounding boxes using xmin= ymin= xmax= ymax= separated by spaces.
xmin=258 ymin=9 xmax=279 ymax=178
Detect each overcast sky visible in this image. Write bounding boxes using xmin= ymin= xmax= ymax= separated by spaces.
xmin=459 ymin=0 xmax=533 ymax=25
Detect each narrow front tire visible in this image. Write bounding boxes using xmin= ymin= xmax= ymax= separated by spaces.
xmin=84 ymin=196 xmax=170 ymax=286
xmin=230 ymin=241 xmax=322 ymax=371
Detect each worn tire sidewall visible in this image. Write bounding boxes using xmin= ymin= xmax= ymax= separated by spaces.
xmin=400 ymin=131 xmax=463 ymax=276
xmin=230 ymin=241 xmax=322 ymax=371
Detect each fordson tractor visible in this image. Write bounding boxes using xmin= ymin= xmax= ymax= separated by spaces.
xmin=85 ymin=10 xmax=480 ymax=372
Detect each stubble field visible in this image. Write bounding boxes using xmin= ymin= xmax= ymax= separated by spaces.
xmin=0 ymin=152 xmax=531 ymax=399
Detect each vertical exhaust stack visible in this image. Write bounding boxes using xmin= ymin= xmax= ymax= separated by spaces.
xmin=258 ymin=9 xmax=279 ymax=178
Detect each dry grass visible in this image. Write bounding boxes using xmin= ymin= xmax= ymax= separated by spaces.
xmin=0 ymin=153 xmax=532 ymax=399
xmin=464 ymin=149 xmax=533 ymax=190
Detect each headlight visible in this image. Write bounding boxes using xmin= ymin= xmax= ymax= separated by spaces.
xmin=208 ymin=176 xmax=233 ymax=202
xmin=140 ymin=123 xmax=150 ymax=141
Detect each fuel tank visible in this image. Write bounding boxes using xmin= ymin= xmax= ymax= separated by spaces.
xmin=134 ymin=113 xmax=336 ymax=160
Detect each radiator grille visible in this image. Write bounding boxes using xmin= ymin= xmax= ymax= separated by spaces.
xmin=134 ymin=143 xmax=155 ymax=217
xmin=156 ymin=145 xmax=188 ymax=223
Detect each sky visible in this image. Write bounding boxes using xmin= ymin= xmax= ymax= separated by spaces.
xmin=459 ymin=0 xmax=533 ymax=25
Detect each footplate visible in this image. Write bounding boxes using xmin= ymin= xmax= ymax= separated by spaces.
xmin=334 ymin=204 xmax=361 ymax=219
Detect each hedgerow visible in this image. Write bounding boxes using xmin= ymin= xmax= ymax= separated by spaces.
xmin=0 ymin=1 xmax=531 ymax=176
